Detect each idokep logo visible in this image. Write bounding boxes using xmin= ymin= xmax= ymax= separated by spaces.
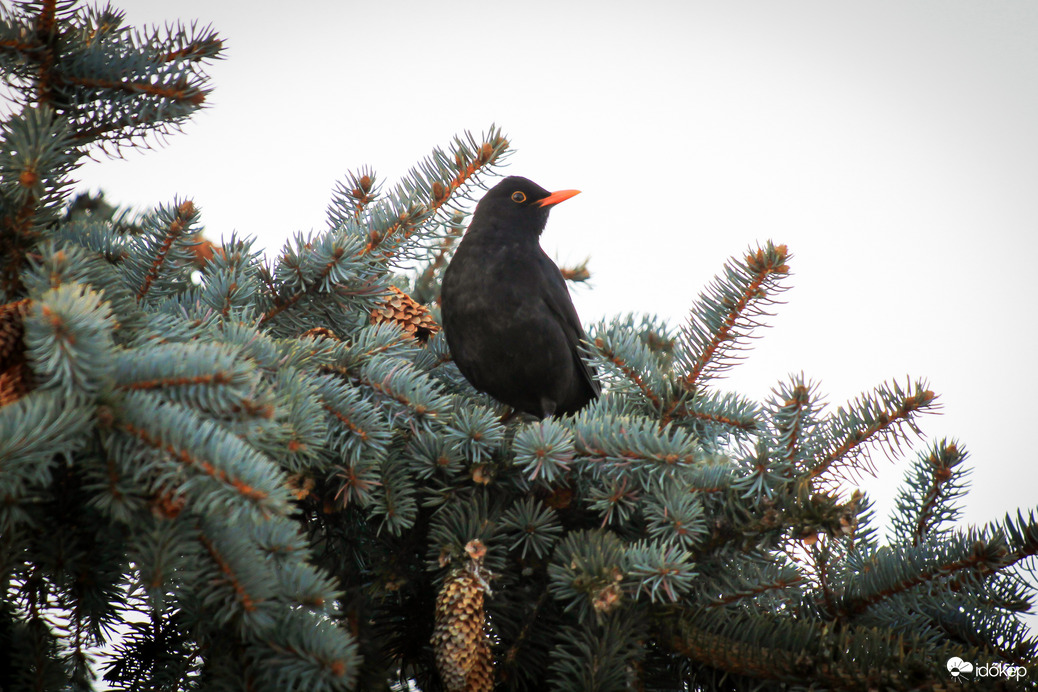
xmin=947 ymin=657 xmax=1029 ymax=683
xmin=947 ymin=657 xmax=974 ymax=680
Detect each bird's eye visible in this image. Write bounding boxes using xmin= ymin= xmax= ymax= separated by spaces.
xmin=511 ymin=191 xmax=526 ymax=203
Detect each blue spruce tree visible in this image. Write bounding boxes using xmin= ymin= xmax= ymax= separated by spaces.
xmin=0 ymin=2 xmax=1034 ymax=690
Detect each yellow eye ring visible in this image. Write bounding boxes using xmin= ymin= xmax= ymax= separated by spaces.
xmin=511 ymin=191 xmax=526 ymax=203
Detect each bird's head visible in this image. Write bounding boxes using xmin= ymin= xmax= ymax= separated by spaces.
xmin=469 ymin=176 xmax=580 ymax=237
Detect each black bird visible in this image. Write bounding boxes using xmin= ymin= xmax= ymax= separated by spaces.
xmin=441 ymin=176 xmax=600 ymax=419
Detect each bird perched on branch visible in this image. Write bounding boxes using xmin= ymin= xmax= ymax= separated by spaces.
xmin=441 ymin=176 xmax=600 ymax=419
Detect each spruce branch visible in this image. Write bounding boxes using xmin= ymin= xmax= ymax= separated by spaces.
xmin=668 ymin=607 xmax=962 ymax=690
xmin=112 ymin=342 xmax=254 ymax=411
xmin=682 ymin=462 xmax=735 ymax=496
xmin=264 ymin=127 xmax=509 ymax=332
xmin=196 ymin=530 xmax=262 ymax=619
xmin=548 ymin=530 xmax=627 ymax=623
xmin=0 ymin=106 xmax=78 ymax=293
xmin=412 ymin=211 xmax=465 ymax=304
xmin=499 ymin=497 xmax=563 ymax=559
xmin=733 ymin=441 xmax=793 ymax=502
xmin=24 ymin=281 xmax=116 ymax=397
xmin=592 ymin=330 xmax=666 ymax=411
xmin=101 ymin=612 xmax=199 ymax=688
xmin=28 ymin=0 xmax=66 ymax=106
xmin=336 ymin=322 xmax=418 ymax=367
xmin=588 ymin=475 xmax=641 ymax=526
xmin=266 ymin=369 xmax=328 ymax=470
xmin=767 ymin=373 xmax=825 ymax=467
xmin=571 ymin=412 xmax=702 ymax=475
xmin=701 ymin=563 xmax=804 ymax=610
xmin=193 ymin=233 xmax=264 ymax=319
xmin=326 ymin=167 xmax=381 ymax=227
xmin=158 ymin=24 xmax=223 ymax=63
xmin=108 ymin=392 xmax=290 ymax=519
xmin=259 ymin=230 xmax=375 ymax=329
xmin=806 ymin=538 xmax=839 ymax=615
xmin=444 ymin=405 xmax=504 ymax=465
xmin=354 ymin=357 xmax=451 ymax=430
xmin=643 ymin=477 xmax=707 ymax=551
xmin=891 ymin=439 xmax=970 ymax=546
xmin=349 ymin=126 xmax=510 ymax=265
xmin=809 ymin=378 xmax=939 ymax=486
xmin=317 ymin=375 xmax=390 ymax=465
xmin=251 ymin=610 xmax=360 ymax=692
xmin=0 ymin=1 xmax=221 ymax=152
xmin=352 ymin=201 xmax=427 ymax=261
xmin=127 ymin=199 xmax=199 ymax=303
xmin=116 ymin=413 xmax=273 ymax=506
xmin=548 ymin=616 xmax=643 ymax=692
xmin=405 ymin=428 xmax=464 ymax=480
xmin=988 ymin=510 xmax=1038 ymax=576
xmin=369 ymin=462 xmax=417 ymax=539
xmin=397 ymin=125 xmax=510 ymax=223
xmin=513 ymin=419 xmax=575 ymax=486
xmin=54 ymin=73 xmax=207 ymax=107
xmin=665 ymin=389 xmax=760 ymax=441
xmin=626 ymin=540 xmax=697 ymax=604
xmin=832 ymin=532 xmax=1015 ymax=620
xmin=676 ymin=241 xmax=790 ymax=392
xmin=0 ymin=390 xmax=93 ymax=532
xmin=331 ymin=457 xmax=381 ymax=509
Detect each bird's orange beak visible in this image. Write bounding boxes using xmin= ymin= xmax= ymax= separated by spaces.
xmin=536 ymin=189 xmax=581 ymax=207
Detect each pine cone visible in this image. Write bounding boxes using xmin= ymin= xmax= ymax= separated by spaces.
xmin=432 ymin=542 xmax=493 ymax=692
xmin=0 ymin=299 xmax=32 ymax=406
xmin=369 ymin=286 xmax=440 ymax=344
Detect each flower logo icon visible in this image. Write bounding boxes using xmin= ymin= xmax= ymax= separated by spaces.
xmin=947 ymin=657 xmax=974 ymax=678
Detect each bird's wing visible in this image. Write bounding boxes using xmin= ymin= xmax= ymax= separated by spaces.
xmin=537 ymin=252 xmax=602 ymax=397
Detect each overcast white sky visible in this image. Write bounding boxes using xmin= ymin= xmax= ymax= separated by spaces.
xmin=76 ymin=1 xmax=1037 ymax=541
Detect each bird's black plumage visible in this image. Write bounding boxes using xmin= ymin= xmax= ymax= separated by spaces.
xmin=441 ymin=176 xmax=600 ymax=419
